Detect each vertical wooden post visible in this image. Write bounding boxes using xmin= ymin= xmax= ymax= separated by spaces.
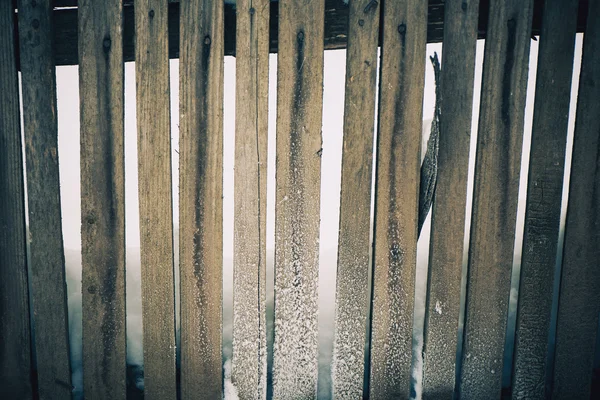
xmin=0 ymin=3 xmax=32 ymax=398
xmin=135 ymin=1 xmax=177 ymax=398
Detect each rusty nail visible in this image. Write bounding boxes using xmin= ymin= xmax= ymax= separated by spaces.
xmin=297 ymin=30 xmax=304 ymax=42
xmin=204 ymin=35 xmax=211 ymax=45
xmin=149 ymin=9 xmax=155 ymax=18
xmin=358 ymin=19 xmax=365 ymax=27
xmin=398 ymin=23 xmax=406 ymax=34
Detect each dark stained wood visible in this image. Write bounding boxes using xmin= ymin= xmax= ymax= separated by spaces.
xmin=178 ymin=0 xmax=224 ymax=398
xmin=368 ymin=0 xmax=427 ymax=398
xmin=511 ymin=0 xmax=579 ymax=397
xmin=421 ymin=0 xmax=479 ymax=397
xmin=552 ymin=0 xmax=600 ymax=397
xmin=17 ymin=0 xmax=73 ymax=397
xmin=78 ymin=1 xmax=126 ymax=398
xmin=0 ymin=1 xmax=32 ymax=398
xmin=135 ymin=0 xmax=177 ymax=398
xmin=459 ymin=0 xmax=534 ymax=398
xmin=272 ymin=0 xmax=324 ymax=397
xmin=331 ymin=0 xmax=379 ymax=398
xmin=232 ymin=0 xmax=269 ymax=398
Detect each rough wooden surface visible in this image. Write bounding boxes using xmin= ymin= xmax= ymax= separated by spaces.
xmin=552 ymin=0 xmax=600 ymax=397
xmin=17 ymin=0 xmax=73 ymax=397
xmin=369 ymin=1 xmax=427 ymax=398
xmin=273 ymin=0 xmax=324 ymax=397
xmin=331 ymin=0 xmax=379 ymax=398
xmin=459 ymin=1 xmax=533 ymax=398
xmin=511 ymin=0 xmax=579 ymax=397
xmin=135 ymin=1 xmax=177 ymax=398
xmin=0 ymin=2 xmax=32 ymax=398
xmin=421 ymin=0 xmax=479 ymax=397
xmin=232 ymin=0 xmax=269 ymax=398
xmin=178 ymin=0 xmax=224 ymax=398
xmin=78 ymin=1 xmax=126 ymax=398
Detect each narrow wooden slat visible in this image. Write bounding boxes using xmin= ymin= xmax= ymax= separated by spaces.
xmin=273 ymin=0 xmax=324 ymax=397
xmin=552 ymin=0 xmax=600 ymax=397
xmin=179 ymin=0 xmax=224 ymax=398
xmin=459 ymin=0 xmax=533 ymax=397
xmin=0 ymin=2 xmax=32 ymax=397
xmin=78 ymin=0 xmax=126 ymax=397
xmin=511 ymin=0 xmax=579 ymax=397
xmin=17 ymin=0 xmax=73 ymax=397
xmin=331 ymin=0 xmax=379 ymax=398
xmin=135 ymin=1 xmax=176 ymax=398
xmin=232 ymin=0 xmax=268 ymax=398
xmin=421 ymin=0 xmax=479 ymax=397
xmin=369 ymin=1 xmax=427 ymax=398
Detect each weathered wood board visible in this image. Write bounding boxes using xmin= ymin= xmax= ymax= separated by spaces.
xmin=459 ymin=0 xmax=533 ymax=398
xmin=369 ymin=0 xmax=427 ymax=398
xmin=135 ymin=1 xmax=177 ymax=398
xmin=78 ymin=1 xmax=126 ymax=398
xmin=272 ymin=0 xmax=325 ymax=397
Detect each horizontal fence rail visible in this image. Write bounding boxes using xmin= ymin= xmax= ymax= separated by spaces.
xmin=1 ymin=0 xmax=598 ymax=399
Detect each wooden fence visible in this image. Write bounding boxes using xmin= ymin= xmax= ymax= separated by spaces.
xmin=0 ymin=0 xmax=598 ymax=399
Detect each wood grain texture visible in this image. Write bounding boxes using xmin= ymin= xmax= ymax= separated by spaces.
xmin=511 ymin=0 xmax=579 ymax=397
xmin=330 ymin=1 xmax=379 ymax=398
xmin=421 ymin=0 xmax=479 ymax=397
xmin=459 ymin=0 xmax=533 ymax=398
xmin=17 ymin=0 xmax=73 ymax=397
xmin=272 ymin=0 xmax=324 ymax=398
xmin=232 ymin=0 xmax=269 ymax=398
xmin=0 ymin=2 xmax=32 ymax=398
xmin=552 ymin=0 xmax=600 ymax=397
xmin=368 ymin=1 xmax=427 ymax=398
xmin=135 ymin=1 xmax=177 ymax=398
xmin=78 ymin=1 xmax=126 ymax=398
xmin=178 ymin=0 xmax=224 ymax=398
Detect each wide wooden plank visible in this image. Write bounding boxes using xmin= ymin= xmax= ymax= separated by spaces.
xmin=511 ymin=0 xmax=579 ymax=397
xmin=459 ymin=0 xmax=534 ymax=398
xmin=135 ymin=1 xmax=177 ymax=398
xmin=369 ymin=1 xmax=427 ymax=398
xmin=272 ymin=0 xmax=324 ymax=397
xmin=17 ymin=0 xmax=73 ymax=397
xmin=421 ymin=0 xmax=479 ymax=397
xmin=232 ymin=0 xmax=269 ymax=398
xmin=552 ymin=0 xmax=600 ymax=397
xmin=0 ymin=3 xmax=32 ymax=398
xmin=330 ymin=1 xmax=379 ymax=398
xmin=178 ymin=0 xmax=224 ymax=398
xmin=78 ymin=1 xmax=126 ymax=398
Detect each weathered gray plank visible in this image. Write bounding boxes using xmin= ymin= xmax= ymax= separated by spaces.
xmin=135 ymin=1 xmax=177 ymax=398
xmin=421 ymin=0 xmax=479 ymax=397
xmin=178 ymin=0 xmax=224 ymax=398
xmin=272 ymin=0 xmax=324 ymax=397
xmin=232 ymin=0 xmax=269 ymax=398
xmin=78 ymin=1 xmax=126 ymax=398
xmin=369 ymin=1 xmax=427 ymax=398
xmin=17 ymin=0 xmax=73 ymax=397
xmin=459 ymin=0 xmax=534 ymax=398
xmin=552 ymin=0 xmax=600 ymax=397
xmin=511 ymin=0 xmax=579 ymax=398
xmin=331 ymin=1 xmax=379 ymax=398
xmin=0 ymin=3 xmax=32 ymax=398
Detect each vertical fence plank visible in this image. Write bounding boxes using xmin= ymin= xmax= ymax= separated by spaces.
xmin=421 ymin=0 xmax=479 ymax=397
xmin=552 ymin=0 xmax=600 ymax=397
xmin=135 ymin=1 xmax=177 ymax=398
xmin=331 ymin=0 xmax=379 ymax=398
xmin=0 ymin=4 xmax=32 ymax=398
xmin=369 ymin=1 xmax=427 ymax=398
xmin=17 ymin=0 xmax=73 ymax=397
xmin=232 ymin=0 xmax=268 ymax=398
xmin=179 ymin=0 xmax=224 ymax=398
xmin=273 ymin=0 xmax=324 ymax=397
xmin=512 ymin=0 xmax=579 ymax=397
xmin=78 ymin=0 xmax=126 ymax=398
xmin=459 ymin=0 xmax=533 ymax=398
